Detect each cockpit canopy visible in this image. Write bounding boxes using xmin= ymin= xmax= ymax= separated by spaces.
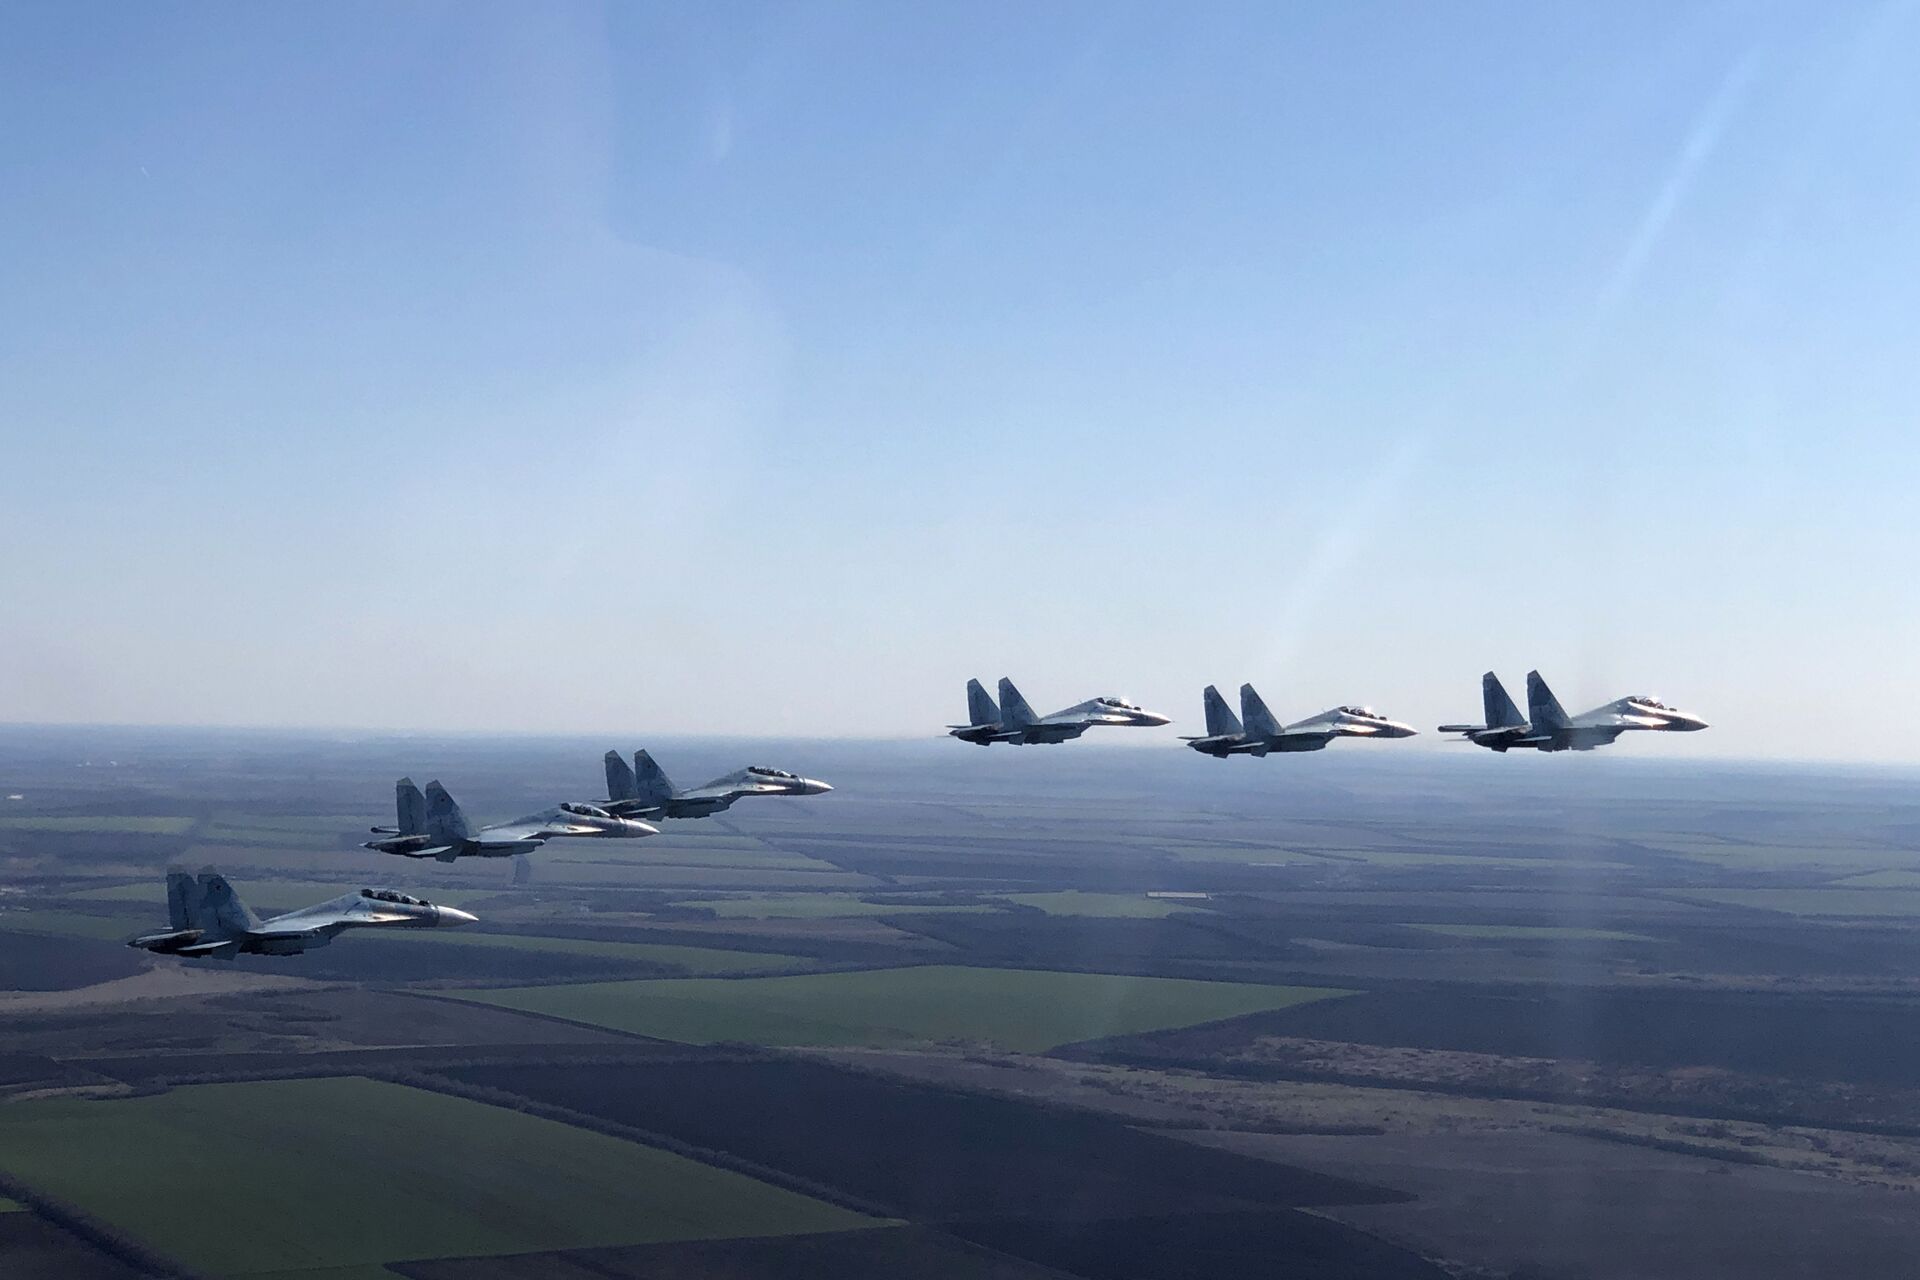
xmin=559 ymin=802 xmax=610 ymax=818
xmin=1337 ymin=705 xmax=1380 ymax=718
xmin=1095 ymin=696 xmax=1139 ymax=710
xmin=747 ymin=766 xmax=798 ymax=779
xmin=1626 ymin=695 xmax=1671 ymax=710
xmin=361 ymin=888 xmax=428 ymax=906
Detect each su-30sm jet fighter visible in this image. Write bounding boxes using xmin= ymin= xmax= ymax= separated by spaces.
xmin=599 ymin=750 xmax=832 ymax=820
xmin=948 ymin=677 xmax=1170 ymax=745
xmin=129 ymin=869 xmax=476 ymax=958
xmin=364 ymin=777 xmax=657 ymax=861
xmin=1183 ymin=683 xmax=1417 ymax=756
xmin=1439 ymin=670 xmax=1708 ymax=752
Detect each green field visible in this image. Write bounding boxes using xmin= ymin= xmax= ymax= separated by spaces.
xmin=1411 ymin=924 xmax=1655 ymax=943
xmin=462 ymin=965 xmax=1351 ymax=1052
xmin=672 ymin=893 xmax=996 ymax=919
xmin=0 ymin=1195 xmax=25 ymax=1213
xmin=1003 ymin=891 xmax=1205 ymax=918
xmin=361 ymin=930 xmax=807 ymax=974
xmin=0 ymin=1077 xmax=878 ymax=1277
xmin=0 ymin=815 xmax=194 ymax=834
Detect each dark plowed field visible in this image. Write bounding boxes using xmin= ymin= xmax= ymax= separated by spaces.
xmin=436 ymin=1057 xmax=1407 ymax=1220
xmin=952 ymin=1210 xmax=1449 ymax=1280
xmin=0 ymin=933 xmax=145 ymax=992
xmin=393 ymin=1224 xmax=1060 ymax=1279
xmin=1110 ymin=988 xmax=1920 ymax=1086
xmin=0 ymin=1213 xmax=150 ymax=1280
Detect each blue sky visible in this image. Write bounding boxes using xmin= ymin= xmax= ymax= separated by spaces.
xmin=2 ymin=2 xmax=1917 ymax=759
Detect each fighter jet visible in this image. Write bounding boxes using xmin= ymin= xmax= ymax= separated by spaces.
xmin=363 ymin=777 xmax=656 ymax=861
xmin=128 ymin=868 xmax=476 ymax=958
xmin=951 ymin=677 xmax=1170 ymax=745
xmin=599 ymin=750 xmax=833 ymax=820
xmin=1437 ymin=671 xmax=1534 ymax=752
xmin=1518 ymin=670 xmax=1708 ymax=751
xmin=1183 ymin=683 xmax=1417 ymax=757
xmin=1439 ymin=671 xmax=1708 ymax=752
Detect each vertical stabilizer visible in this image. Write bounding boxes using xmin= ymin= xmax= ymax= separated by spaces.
xmin=996 ymin=678 xmax=1038 ymax=728
xmin=423 ymin=781 xmax=473 ymax=843
xmin=194 ymin=870 xmax=259 ymax=934
xmin=1239 ymin=683 xmax=1283 ymax=738
xmin=966 ymin=678 xmax=1000 ymax=727
xmin=1526 ymin=671 xmax=1572 ymax=730
xmin=605 ymin=750 xmax=639 ymax=802
xmin=396 ymin=777 xmax=428 ymax=836
xmin=166 ymin=870 xmax=198 ymax=931
xmin=632 ymin=750 xmax=676 ymax=806
xmin=1482 ymin=672 xmax=1525 ymax=728
xmin=1203 ymin=685 xmax=1243 ymax=737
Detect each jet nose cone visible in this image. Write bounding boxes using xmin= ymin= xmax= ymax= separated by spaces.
xmin=1386 ymin=721 xmax=1419 ymax=738
xmin=435 ymin=906 xmax=479 ymax=928
xmin=1679 ymin=715 xmax=1709 ymax=731
xmin=802 ymin=779 xmax=834 ymax=795
xmin=1137 ymin=711 xmax=1172 ymax=727
xmin=628 ymin=819 xmax=661 ymax=837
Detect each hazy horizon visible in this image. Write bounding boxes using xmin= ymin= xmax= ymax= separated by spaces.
xmin=5 ymin=3 xmax=1918 ymax=760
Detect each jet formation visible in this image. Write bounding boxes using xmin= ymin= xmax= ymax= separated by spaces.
xmin=364 ymin=777 xmax=657 ymax=861
xmin=1439 ymin=670 xmax=1709 ymax=752
xmin=1183 ymin=683 xmax=1416 ymax=757
xmin=599 ymin=749 xmax=832 ymax=819
xmin=948 ymin=671 xmax=1704 ymax=755
xmin=949 ymin=677 xmax=1170 ymax=745
xmin=129 ymin=869 xmax=475 ymax=958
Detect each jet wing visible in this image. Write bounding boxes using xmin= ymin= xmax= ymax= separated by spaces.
xmin=476 ymin=820 xmax=562 ymax=844
xmin=176 ymin=938 xmax=242 ymax=957
xmin=385 ymin=844 xmax=457 ymax=860
xmin=1587 ymin=713 xmax=1670 ymax=729
xmin=680 ymin=780 xmax=778 ymax=802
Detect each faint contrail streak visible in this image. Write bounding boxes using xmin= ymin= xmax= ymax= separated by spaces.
xmin=1598 ymin=45 xmax=1766 ymax=313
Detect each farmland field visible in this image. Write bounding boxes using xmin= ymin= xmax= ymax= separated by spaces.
xmin=357 ymin=929 xmax=809 ymax=973
xmin=0 ymin=1077 xmax=878 ymax=1277
xmin=1674 ymin=888 xmax=1920 ymax=917
xmin=1003 ymin=891 xmax=1204 ymax=917
xmin=671 ymin=893 xmax=995 ymax=918
xmin=458 ymin=965 xmax=1351 ymax=1051
xmin=1411 ymin=925 xmax=1654 ymax=943
xmin=0 ymin=816 xmax=194 ymax=835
